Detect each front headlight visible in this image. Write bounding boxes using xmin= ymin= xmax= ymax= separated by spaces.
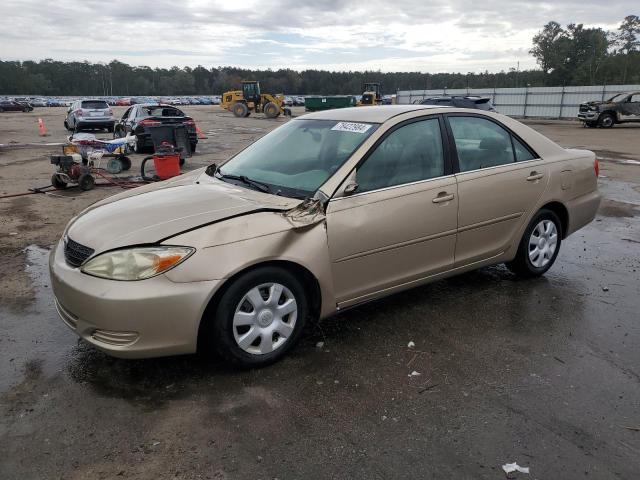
xmin=81 ymin=246 xmax=194 ymax=281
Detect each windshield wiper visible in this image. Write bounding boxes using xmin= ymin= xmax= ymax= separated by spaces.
xmin=215 ymin=170 xmax=271 ymax=194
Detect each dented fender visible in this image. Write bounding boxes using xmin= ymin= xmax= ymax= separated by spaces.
xmin=163 ymin=208 xmax=337 ymax=318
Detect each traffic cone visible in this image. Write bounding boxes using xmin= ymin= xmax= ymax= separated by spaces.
xmin=195 ymin=125 xmax=207 ymax=139
xmin=38 ymin=118 xmax=48 ymax=137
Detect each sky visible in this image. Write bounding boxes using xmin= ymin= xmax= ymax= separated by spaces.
xmin=0 ymin=0 xmax=636 ymax=73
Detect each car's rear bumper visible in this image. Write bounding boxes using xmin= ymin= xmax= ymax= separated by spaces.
xmin=49 ymin=240 xmax=220 ymax=359
xmin=566 ymin=189 xmax=601 ymax=236
xmin=136 ymin=131 xmax=198 ymax=148
xmin=77 ymin=119 xmax=115 ymax=129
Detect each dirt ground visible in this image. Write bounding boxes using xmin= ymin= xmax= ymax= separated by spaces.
xmin=1 ymin=106 xmax=639 ymax=479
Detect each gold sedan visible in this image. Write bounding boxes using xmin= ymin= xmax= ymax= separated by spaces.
xmin=50 ymin=106 xmax=601 ymax=367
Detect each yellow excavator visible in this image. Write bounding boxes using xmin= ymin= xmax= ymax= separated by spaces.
xmin=357 ymin=82 xmax=382 ymax=106
xmin=221 ymin=81 xmax=290 ymax=118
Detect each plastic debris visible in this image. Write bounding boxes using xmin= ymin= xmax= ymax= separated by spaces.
xmin=502 ymin=462 xmax=529 ymax=475
xmin=602 ymin=286 xmax=610 ymax=291
xmin=408 ymin=371 xmax=421 ymax=377
xmin=316 ymin=341 xmax=324 ymax=349
xmin=407 ymin=341 xmax=415 ymax=348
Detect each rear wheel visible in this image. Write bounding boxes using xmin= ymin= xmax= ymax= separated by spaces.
xmin=78 ymin=173 xmax=95 ymax=191
xmin=598 ymin=113 xmax=615 ymax=128
xmin=190 ymin=142 xmax=197 ymax=153
xmin=205 ymin=266 xmax=308 ymax=368
xmin=119 ymin=156 xmax=131 ymax=171
xmin=232 ymin=102 xmax=248 ymax=118
xmin=51 ymin=173 xmax=67 ymax=190
xmin=264 ymin=102 xmax=280 ymax=118
xmin=506 ymin=209 xmax=562 ymax=278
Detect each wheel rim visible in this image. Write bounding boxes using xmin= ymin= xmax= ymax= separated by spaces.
xmin=602 ymin=116 xmax=613 ymax=127
xmin=528 ymin=220 xmax=558 ymax=268
xmin=232 ymin=282 xmax=297 ymax=355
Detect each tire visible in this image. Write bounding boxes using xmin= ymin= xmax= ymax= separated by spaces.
xmin=585 ymin=122 xmax=597 ymax=128
xmin=179 ymin=157 xmax=185 ymax=167
xmin=51 ymin=173 xmax=67 ymax=190
xmin=119 ymin=156 xmax=131 ymax=171
xmin=232 ymin=102 xmax=248 ymax=118
xmin=64 ymin=120 xmax=69 ymax=131
xmin=78 ymin=173 xmax=95 ymax=191
xmin=205 ymin=266 xmax=309 ymax=368
xmin=190 ymin=142 xmax=197 ymax=153
xmin=506 ymin=209 xmax=562 ymax=278
xmin=263 ymin=102 xmax=280 ymax=118
xmin=598 ymin=113 xmax=615 ymax=128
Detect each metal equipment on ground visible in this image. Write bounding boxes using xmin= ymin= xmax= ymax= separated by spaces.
xmin=220 ymin=81 xmax=290 ymax=118
xmin=358 ymin=82 xmax=382 ymax=106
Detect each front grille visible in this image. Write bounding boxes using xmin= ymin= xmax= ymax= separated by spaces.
xmin=64 ymin=237 xmax=94 ymax=267
xmin=579 ymin=105 xmax=589 ymax=112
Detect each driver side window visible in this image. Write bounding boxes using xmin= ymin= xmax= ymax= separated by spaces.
xmin=122 ymin=107 xmax=132 ymax=121
xmin=356 ymin=118 xmax=444 ymax=193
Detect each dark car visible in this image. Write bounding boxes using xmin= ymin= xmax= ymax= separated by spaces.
xmin=0 ymin=100 xmax=33 ymax=112
xmin=113 ymin=104 xmax=198 ymax=153
xmin=578 ymin=92 xmax=640 ymax=128
xmin=418 ymin=95 xmax=496 ymax=111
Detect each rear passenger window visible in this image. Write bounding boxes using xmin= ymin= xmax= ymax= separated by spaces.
xmin=448 ymin=116 xmax=515 ymax=172
xmin=513 ymin=137 xmax=535 ymax=161
xmin=356 ymin=118 xmax=444 ymax=193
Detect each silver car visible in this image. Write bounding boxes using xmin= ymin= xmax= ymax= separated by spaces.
xmin=64 ymin=99 xmax=115 ymax=132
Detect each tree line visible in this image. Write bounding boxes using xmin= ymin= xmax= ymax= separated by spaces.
xmin=0 ymin=15 xmax=638 ymax=96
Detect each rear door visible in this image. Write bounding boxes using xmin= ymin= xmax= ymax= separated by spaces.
xmin=325 ymin=116 xmax=458 ymax=306
xmin=446 ymin=114 xmax=548 ymax=266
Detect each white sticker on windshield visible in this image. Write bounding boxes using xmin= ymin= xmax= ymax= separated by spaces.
xmin=331 ymin=122 xmax=373 ymax=134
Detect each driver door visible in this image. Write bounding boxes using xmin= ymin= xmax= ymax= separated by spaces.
xmin=619 ymin=93 xmax=640 ymax=121
xmin=325 ymin=116 xmax=458 ymax=307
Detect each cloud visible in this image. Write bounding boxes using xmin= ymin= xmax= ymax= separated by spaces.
xmin=0 ymin=0 xmax=636 ymax=72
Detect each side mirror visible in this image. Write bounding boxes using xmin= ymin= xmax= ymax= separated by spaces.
xmin=344 ymin=182 xmax=359 ymax=195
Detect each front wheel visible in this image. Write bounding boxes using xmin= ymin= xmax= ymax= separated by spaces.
xmin=506 ymin=209 xmax=562 ymax=278
xmin=598 ymin=113 xmax=615 ymax=128
xmin=205 ymin=267 xmax=309 ymax=368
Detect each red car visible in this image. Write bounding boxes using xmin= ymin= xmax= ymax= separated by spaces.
xmin=115 ymin=98 xmax=132 ymax=106
xmin=0 ymin=100 xmax=33 ymax=112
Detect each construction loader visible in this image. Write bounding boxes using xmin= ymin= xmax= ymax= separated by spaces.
xmin=357 ymin=82 xmax=382 ymax=106
xmin=221 ymin=81 xmax=290 ymax=118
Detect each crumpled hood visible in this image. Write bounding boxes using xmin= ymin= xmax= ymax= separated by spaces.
xmin=66 ymin=169 xmax=301 ymax=253
xmin=580 ymin=100 xmax=611 ymax=109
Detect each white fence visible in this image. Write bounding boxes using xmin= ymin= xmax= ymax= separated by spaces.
xmin=396 ymin=85 xmax=640 ymax=118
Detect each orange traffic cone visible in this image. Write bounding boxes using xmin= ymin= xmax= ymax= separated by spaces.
xmin=195 ymin=125 xmax=207 ymax=139
xmin=38 ymin=118 xmax=48 ymax=137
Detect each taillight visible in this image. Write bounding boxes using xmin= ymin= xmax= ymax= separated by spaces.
xmin=107 ymin=109 xmax=113 ymax=116
xmin=594 ymin=158 xmax=599 ymax=177
xmin=183 ymin=118 xmax=195 ymax=127
xmin=139 ymin=119 xmax=161 ymax=126
xmin=75 ymin=109 xmax=83 ymax=117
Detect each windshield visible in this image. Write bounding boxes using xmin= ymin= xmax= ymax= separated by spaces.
xmin=607 ymin=93 xmax=626 ymax=102
xmin=81 ymin=100 xmax=108 ymax=109
xmin=216 ymin=119 xmax=379 ymax=197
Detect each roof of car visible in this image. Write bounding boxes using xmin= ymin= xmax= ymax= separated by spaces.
xmin=299 ymin=105 xmax=439 ymax=123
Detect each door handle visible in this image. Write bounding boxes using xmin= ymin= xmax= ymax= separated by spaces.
xmin=527 ymin=171 xmax=544 ymax=181
xmin=432 ymin=192 xmax=455 ymax=204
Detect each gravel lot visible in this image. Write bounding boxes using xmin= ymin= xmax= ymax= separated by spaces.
xmin=1 ymin=106 xmax=639 ymax=479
